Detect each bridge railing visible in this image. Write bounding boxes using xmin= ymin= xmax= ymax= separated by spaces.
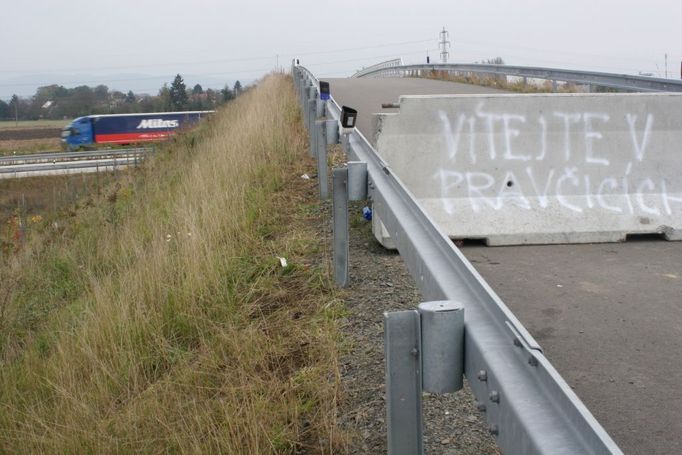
xmin=292 ymin=64 xmax=623 ymax=454
xmin=353 ymin=62 xmax=682 ymax=92
xmin=351 ymin=58 xmax=404 ymax=78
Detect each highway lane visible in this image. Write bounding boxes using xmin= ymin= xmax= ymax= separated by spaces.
xmin=328 ymin=76 xmax=682 ymax=454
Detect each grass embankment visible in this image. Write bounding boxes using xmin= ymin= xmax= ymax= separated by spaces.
xmin=0 ymin=74 xmax=342 ymax=453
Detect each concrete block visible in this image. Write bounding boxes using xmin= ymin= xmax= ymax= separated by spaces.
xmin=373 ymin=92 xmax=682 ymax=245
xmin=372 ymin=212 xmax=396 ymax=249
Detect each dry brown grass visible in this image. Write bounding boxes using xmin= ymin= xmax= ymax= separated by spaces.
xmin=0 ymin=74 xmax=343 ymax=453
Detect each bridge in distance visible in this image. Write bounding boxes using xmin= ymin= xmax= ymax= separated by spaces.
xmin=327 ymin=76 xmax=682 ymax=454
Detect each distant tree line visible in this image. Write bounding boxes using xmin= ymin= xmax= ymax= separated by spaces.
xmin=0 ymin=74 xmax=245 ymax=121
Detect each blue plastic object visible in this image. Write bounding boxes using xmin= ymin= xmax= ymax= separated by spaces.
xmin=362 ymin=206 xmax=372 ymax=221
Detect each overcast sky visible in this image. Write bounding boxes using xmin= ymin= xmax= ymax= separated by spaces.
xmin=1 ymin=0 xmax=680 ymax=99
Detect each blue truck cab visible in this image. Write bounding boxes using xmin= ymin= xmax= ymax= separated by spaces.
xmin=61 ymin=117 xmax=94 ymax=150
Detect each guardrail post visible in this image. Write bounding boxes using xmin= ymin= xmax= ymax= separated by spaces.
xmin=329 ymin=162 xmax=367 ymax=287
xmin=332 ymin=167 xmax=349 ymax=287
xmin=303 ymin=89 xmax=309 ymax=123
xmin=315 ymin=120 xmax=328 ymax=199
xmin=418 ymin=301 xmax=464 ymax=393
xmin=347 ymin=161 xmax=368 ymax=201
xmin=384 ymin=301 xmax=464 ymax=455
xmin=298 ymin=75 xmax=306 ymax=106
xmin=385 ymin=310 xmax=423 ymax=455
xmin=308 ymin=101 xmax=318 ymax=157
xmin=306 ymin=86 xmax=317 ymax=129
xmin=316 ymin=98 xmax=325 ymax=118
xmin=306 ymin=99 xmax=316 ymax=134
xmin=341 ymin=132 xmax=351 ymax=157
xmin=297 ymin=73 xmax=304 ymax=95
xmin=325 ymin=119 xmax=339 ymax=145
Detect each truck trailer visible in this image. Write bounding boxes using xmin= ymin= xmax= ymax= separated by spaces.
xmin=61 ymin=111 xmax=213 ymax=150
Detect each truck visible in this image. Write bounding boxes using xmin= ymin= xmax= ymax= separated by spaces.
xmin=60 ymin=111 xmax=213 ymax=150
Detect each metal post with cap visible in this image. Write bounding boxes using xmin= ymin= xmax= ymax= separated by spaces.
xmin=384 ymin=301 xmax=465 ymax=455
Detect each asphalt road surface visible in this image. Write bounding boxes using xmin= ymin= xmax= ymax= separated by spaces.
xmin=328 ymin=77 xmax=682 ymax=454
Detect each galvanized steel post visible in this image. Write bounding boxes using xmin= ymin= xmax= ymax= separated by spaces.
xmin=325 ymin=119 xmax=339 ymax=145
xmin=347 ymin=161 xmax=368 ymax=201
xmin=332 ymin=167 xmax=349 ymax=287
xmin=315 ymin=120 xmax=328 ymax=199
xmin=418 ymin=301 xmax=464 ymax=393
xmin=316 ymin=98 xmax=325 ymax=118
xmin=384 ymin=310 xmax=423 ymax=455
xmin=341 ymin=132 xmax=351 ymax=157
xmin=302 ymin=81 xmax=310 ymax=118
xmin=306 ymin=99 xmax=316 ymax=134
xmin=306 ymin=86 xmax=317 ymax=129
xmin=298 ymin=75 xmax=307 ymax=106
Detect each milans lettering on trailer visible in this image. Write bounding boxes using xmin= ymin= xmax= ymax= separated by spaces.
xmin=136 ymin=119 xmax=180 ymax=129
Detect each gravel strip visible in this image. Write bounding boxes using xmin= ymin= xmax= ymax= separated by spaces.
xmin=334 ymin=201 xmax=500 ymax=454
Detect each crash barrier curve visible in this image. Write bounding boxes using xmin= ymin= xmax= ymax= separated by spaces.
xmin=292 ymin=63 xmax=623 ymax=454
xmin=351 ymin=58 xmax=404 ymax=78
xmin=353 ymin=62 xmax=682 ymax=93
xmin=372 ymin=93 xmax=682 ymax=245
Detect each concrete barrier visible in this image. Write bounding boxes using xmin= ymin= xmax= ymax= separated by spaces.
xmin=372 ymin=93 xmax=682 ymax=245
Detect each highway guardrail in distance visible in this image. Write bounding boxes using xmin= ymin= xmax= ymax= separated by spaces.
xmin=0 ymin=147 xmax=152 ymax=179
xmin=351 ymin=58 xmax=404 ymax=78
xmin=354 ymin=62 xmax=682 ymax=92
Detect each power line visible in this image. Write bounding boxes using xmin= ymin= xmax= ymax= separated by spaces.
xmin=0 ymin=40 xmax=439 ymax=97
xmin=0 ymin=38 xmax=435 ymax=76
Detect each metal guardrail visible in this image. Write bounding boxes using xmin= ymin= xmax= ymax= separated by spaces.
xmin=0 ymin=147 xmax=152 ymax=179
xmin=353 ymin=62 xmax=682 ymax=92
xmin=351 ymin=58 xmax=404 ymax=78
xmin=293 ymin=64 xmax=623 ymax=454
xmin=0 ymin=147 xmax=152 ymax=165
xmin=0 ymin=158 xmax=138 ymax=175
